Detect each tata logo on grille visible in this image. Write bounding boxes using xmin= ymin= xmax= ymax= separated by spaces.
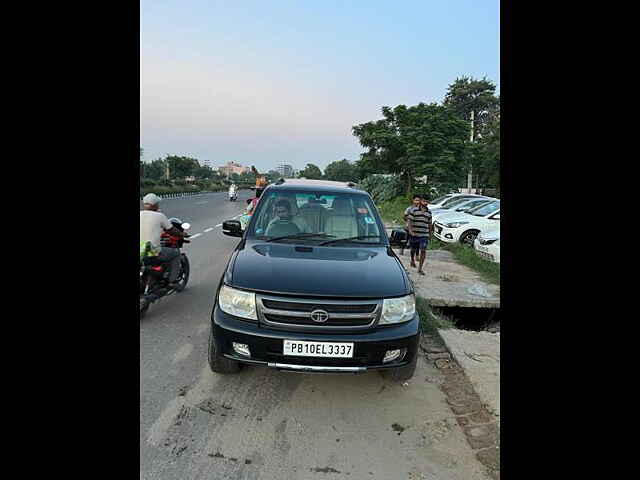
xmin=310 ymin=309 xmax=330 ymax=323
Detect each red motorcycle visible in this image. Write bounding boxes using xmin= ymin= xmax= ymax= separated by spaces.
xmin=140 ymin=218 xmax=191 ymax=318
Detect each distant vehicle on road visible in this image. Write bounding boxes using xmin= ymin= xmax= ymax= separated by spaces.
xmin=228 ymin=185 xmax=238 ymax=201
xmin=211 ymin=179 xmax=421 ymax=381
xmin=433 ymin=200 xmax=500 ymax=246
xmin=474 ymin=228 xmax=500 ymax=263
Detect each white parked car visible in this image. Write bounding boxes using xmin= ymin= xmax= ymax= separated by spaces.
xmin=429 ymin=193 xmax=488 ymax=210
xmin=433 ymin=200 xmax=500 ymax=246
xmin=474 ymin=228 xmax=500 ymax=263
xmin=431 ymin=197 xmax=496 ymax=223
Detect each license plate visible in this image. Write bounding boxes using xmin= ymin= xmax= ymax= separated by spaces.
xmin=283 ymin=340 xmax=354 ymax=358
xmin=478 ymin=251 xmax=494 ymax=261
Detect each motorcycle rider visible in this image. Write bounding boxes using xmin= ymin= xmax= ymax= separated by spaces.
xmin=140 ymin=193 xmax=184 ymax=287
xmin=229 ymin=183 xmax=237 ymax=199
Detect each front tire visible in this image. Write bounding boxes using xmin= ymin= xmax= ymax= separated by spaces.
xmin=174 ymin=255 xmax=190 ymax=292
xmin=388 ymin=350 xmax=418 ymax=382
xmin=140 ymin=296 xmax=150 ymax=319
xmin=460 ymin=230 xmax=479 ymax=247
xmin=208 ymin=327 xmax=241 ymax=373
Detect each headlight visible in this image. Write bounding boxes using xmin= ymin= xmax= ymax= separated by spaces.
xmin=481 ymin=238 xmax=498 ymax=245
xmin=379 ymin=294 xmax=415 ymax=325
xmin=218 ymin=285 xmax=257 ymax=320
xmin=445 ymin=221 xmax=469 ymax=228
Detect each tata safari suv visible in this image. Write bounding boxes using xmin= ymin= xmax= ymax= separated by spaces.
xmin=209 ymin=179 xmax=421 ymax=381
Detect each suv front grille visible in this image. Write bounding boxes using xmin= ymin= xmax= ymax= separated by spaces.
xmin=257 ymin=294 xmax=381 ymax=330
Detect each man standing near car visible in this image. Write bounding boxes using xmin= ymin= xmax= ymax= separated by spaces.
xmin=407 ymin=195 xmax=433 ymax=275
xmin=404 ymin=194 xmax=422 ymax=260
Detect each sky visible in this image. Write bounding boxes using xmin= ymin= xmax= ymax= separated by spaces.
xmin=140 ymin=0 xmax=499 ymax=173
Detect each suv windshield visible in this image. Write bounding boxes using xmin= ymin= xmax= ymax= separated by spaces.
xmin=467 ymin=200 xmax=500 ymax=217
xmin=247 ymin=190 xmax=384 ymax=245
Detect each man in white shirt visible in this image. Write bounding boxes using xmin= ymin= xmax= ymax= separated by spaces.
xmin=140 ymin=193 xmax=183 ymax=286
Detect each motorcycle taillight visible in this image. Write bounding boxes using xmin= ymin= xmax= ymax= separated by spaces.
xmin=151 ymin=266 xmax=163 ymax=272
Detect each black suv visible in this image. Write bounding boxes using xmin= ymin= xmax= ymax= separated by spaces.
xmin=209 ymin=179 xmax=421 ymax=381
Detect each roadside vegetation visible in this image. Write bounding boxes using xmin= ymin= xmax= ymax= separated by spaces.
xmin=416 ymin=296 xmax=454 ymax=335
xmin=429 ymin=237 xmax=500 ymax=285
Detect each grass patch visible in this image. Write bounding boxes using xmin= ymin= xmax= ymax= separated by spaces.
xmin=429 ymin=237 xmax=500 ymax=285
xmin=416 ymin=296 xmax=455 ymax=335
xmin=378 ymin=196 xmax=411 ymax=225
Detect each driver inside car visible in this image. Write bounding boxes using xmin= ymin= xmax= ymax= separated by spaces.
xmin=265 ymin=199 xmax=302 ymax=237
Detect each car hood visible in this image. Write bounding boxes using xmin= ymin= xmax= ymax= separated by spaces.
xmin=230 ymin=242 xmax=409 ymax=297
xmin=434 ymin=212 xmax=475 ymax=225
xmin=478 ymin=228 xmax=500 ymax=241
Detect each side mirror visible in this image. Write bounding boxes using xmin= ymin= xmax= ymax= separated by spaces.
xmin=181 ymin=222 xmax=191 ymax=230
xmin=222 ymin=220 xmax=243 ymax=237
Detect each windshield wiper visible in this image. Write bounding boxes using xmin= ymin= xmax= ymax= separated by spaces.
xmin=264 ymin=233 xmax=336 ymax=243
xmin=319 ymin=235 xmax=382 ymax=246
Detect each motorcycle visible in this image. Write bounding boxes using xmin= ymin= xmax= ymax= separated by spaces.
xmin=140 ymin=218 xmax=191 ymax=318
xmin=228 ymin=189 xmax=238 ymax=201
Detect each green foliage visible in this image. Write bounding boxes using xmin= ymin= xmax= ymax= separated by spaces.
xmin=353 ymin=103 xmax=469 ymax=195
xmin=165 ymin=155 xmax=199 ymax=179
xmin=359 ymin=174 xmax=404 ymax=203
xmin=429 ymin=237 xmax=500 ymax=285
xmin=443 ymin=76 xmax=500 ymax=190
xmin=416 ymin=296 xmax=454 ymax=334
xmin=324 ymin=159 xmax=359 ymax=182
xmin=299 ymin=163 xmax=323 ymax=179
xmin=376 ymin=195 xmax=413 ymax=225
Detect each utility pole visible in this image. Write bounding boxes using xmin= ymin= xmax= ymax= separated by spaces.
xmin=467 ymin=110 xmax=474 ymax=193
xmin=166 ymin=161 xmax=170 ymax=181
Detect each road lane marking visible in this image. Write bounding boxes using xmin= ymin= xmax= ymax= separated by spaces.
xmin=190 ymin=233 xmax=202 ymax=239
xmin=204 ymin=228 xmax=213 ymax=233
xmin=215 ymin=224 xmax=222 ymax=227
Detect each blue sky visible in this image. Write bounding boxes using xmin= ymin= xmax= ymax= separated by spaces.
xmin=141 ymin=0 xmax=499 ymax=172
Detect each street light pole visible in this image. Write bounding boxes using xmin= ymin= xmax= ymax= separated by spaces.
xmin=467 ymin=110 xmax=474 ymax=193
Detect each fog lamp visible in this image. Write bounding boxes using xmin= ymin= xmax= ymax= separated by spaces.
xmin=232 ymin=342 xmax=250 ymax=356
xmin=383 ymin=348 xmax=404 ymax=363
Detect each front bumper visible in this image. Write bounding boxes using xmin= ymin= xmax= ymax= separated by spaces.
xmin=474 ymin=239 xmax=500 ymax=263
xmin=433 ymin=223 xmax=462 ymax=243
xmin=212 ymin=305 xmax=421 ymax=373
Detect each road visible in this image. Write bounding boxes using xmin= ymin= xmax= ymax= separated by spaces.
xmin=140 ymin=191 xmax=490 ymax=480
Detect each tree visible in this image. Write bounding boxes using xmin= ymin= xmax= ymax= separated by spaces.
xmin=474 ymin=108 xmax=500 ymax=194
xmin=299 ymin=163 xmax=323 ymax=179
xmin=353 ymin=103 xmax=469 ymax=195
xmin=165 ymin=156 xmax=200 ymax=179
xmin=144 ymin=158 xmax=167 ymax=180
xmin=443 ymin=77 xmax=500 ymax=187
xmin=193 ymin=165 xmax=215 ymax=179
xmin=324 ymin=159 xmax=359 ymax=182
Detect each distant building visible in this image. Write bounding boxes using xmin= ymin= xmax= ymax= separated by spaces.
xmin=277 ymin=163 xmax=294 ymax=178
xmin=200 ymin=159 xmax=215 ymax=169
xmin=218 ymin=161 xmax=248 ymax=178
